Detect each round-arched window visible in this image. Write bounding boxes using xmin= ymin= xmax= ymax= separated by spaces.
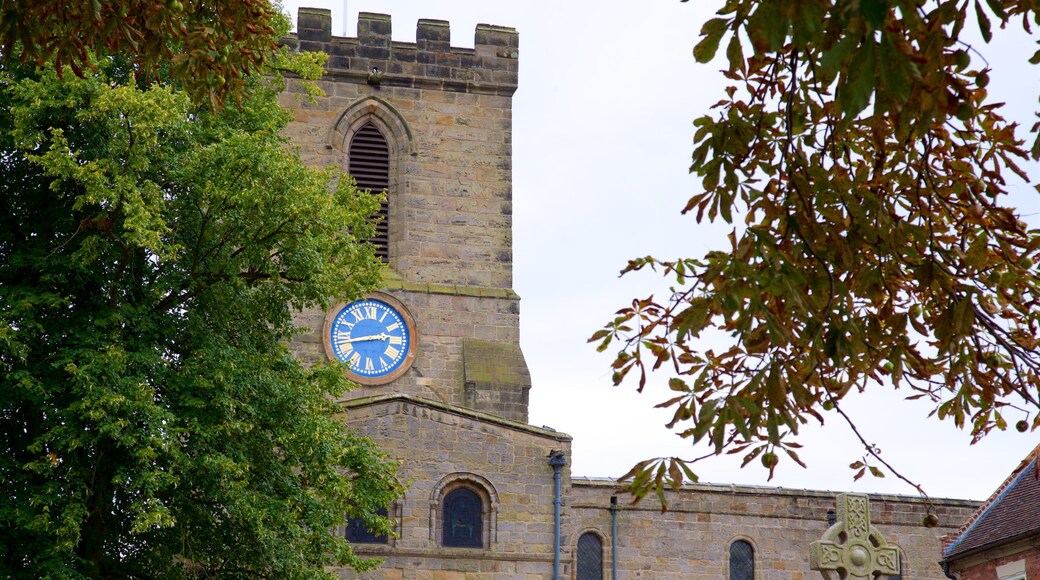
xmin=730 ymin=539 xmax=754 ymax=580
xmin=442 ymin=487 xmax=483 ymax=548
xmin=576 ymin=532 xmax=603 ymax=580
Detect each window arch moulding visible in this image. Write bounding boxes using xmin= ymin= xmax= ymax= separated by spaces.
xmin=330 ymin=96 xmax=414 ymax=156
xmin=332 ymin=97 xmax=413 ymax=264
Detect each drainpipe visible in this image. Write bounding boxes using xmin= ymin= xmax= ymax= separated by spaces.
xmin=548 ymin=450 xmax=567 ymax=580
xmin=942 ymin=560 xmax=958 ymax=580
xmin=610 ymin=495 xmax=619 ymax=580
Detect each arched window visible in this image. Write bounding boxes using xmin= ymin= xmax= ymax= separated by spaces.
xmin=342 ymin=506 xmax=389 ymax=544
xmin=729 ymin=539 xmax=754 ymax=580
xmin=576 ymin=532 xmax=604 ymax=580
xmin=442 ymin=487 xmax=483 ymax=548
xmin=348 ymin=122 xmax=389 ymax=260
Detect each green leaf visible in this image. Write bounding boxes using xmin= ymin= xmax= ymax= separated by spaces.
xmin=983 ymin=0 xmax=1006 ymax=19
xmin=747 ymin=0 xmax=787 ymax=53
xmin=975 ymin=0 xmax=992 ymax=42
xmin=878 ymin=33 xmax=912 ymax=104
xmin=694 ymin=18 xmax=728 ymax=63
xmin=820 ymin=35 xmax=857 ymax=83
xmin=838 ymin=39 xmax=878 ymax=117
xmin=859 ymin=0 xmax=888 ymax=29
xmin=726 ymin=34 xmax=744 ymax=72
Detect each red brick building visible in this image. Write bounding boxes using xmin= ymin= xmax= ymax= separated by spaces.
xmin=941 ymin=444 xmax=1040 ymax=580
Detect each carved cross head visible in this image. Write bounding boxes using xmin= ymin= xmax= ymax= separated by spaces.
xmin=809 ymin=493 xmax=900 ymax=580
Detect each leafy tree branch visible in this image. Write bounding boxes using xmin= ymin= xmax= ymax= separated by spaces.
xmin=596 ymin=0 xmax=1040 ymax=504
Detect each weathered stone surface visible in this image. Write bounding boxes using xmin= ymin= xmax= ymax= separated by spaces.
xmin=810 ymin=494 xmax=899 ymax=579
xmin=284 ymin=9 xmax=528 ymax=421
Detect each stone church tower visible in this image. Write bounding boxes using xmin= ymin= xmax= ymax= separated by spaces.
xmin=282 ymin=9 xmax=980 ymax=579
xmin=284 ymin=8 xmax=574 ymax=577
xmin=286 ymin=8 xmax=531 ymax=423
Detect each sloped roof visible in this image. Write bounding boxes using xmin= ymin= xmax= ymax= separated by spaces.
xmin=338 ymin=393 xmax=573 ymax=442
xmin=943 ymin=443 xmax=1040 ymax=561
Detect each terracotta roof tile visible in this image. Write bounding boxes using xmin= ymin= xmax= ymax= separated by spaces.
xmin=943 ymin=443 xmax=1040 ymax=560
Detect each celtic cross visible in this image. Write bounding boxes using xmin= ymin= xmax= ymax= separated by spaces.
xmin=810 ymin=493 xmax=900 ymax=579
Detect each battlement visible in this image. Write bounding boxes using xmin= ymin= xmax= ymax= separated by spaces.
xmin=285 ymin=8 xmax=518 ymax=96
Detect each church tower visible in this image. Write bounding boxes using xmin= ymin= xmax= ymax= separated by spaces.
xmin=283 ymin=9 xmax=574 ymax=578
xmin=286 ymin=9 xmax=532 ymax=423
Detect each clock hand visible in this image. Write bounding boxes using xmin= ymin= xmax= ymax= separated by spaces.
xmin=339 ymin=333 xmax=390 ymax=344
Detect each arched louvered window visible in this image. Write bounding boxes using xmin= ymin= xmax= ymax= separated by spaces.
xmin=576 ymin=532 xmax=604 ymax=580
xmin=729 ymin=540 xmax=754 ymax=580
xmin=348 ymin=122 xmax=389 ymax=260
xmin=442 ymin=487 xmax=483 ymax=548
xmin=342 ymin=506 xmax=389 ymax=544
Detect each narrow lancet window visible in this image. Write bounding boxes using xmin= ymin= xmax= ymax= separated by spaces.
xmin=348 ymin=122 xmax=390 ymax=260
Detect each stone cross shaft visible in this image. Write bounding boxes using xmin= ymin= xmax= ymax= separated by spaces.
xmin=809 ymin=493 xmax=900 ymax=579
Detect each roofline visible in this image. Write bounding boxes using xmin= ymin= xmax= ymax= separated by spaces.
xmin=942 ymin=452 xmax=1039 ymax=560
xmin=572 ymin=477 xmax=980 ymax=505
xmin=941 ymin=524 xmax=1040 ymax=564
xmin=338 ymin=393 xmax=573 ymax=442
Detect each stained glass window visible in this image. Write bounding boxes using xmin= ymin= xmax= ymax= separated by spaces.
xmin=443 ymin=487 xmax=482 ymax=548
xmin=343 ymin=506 xmax=389 ymax=544
xmin=729 ymin=539 xmax=754 ymax=580
xmin=576 ymin=532 xmax=603 ymax=580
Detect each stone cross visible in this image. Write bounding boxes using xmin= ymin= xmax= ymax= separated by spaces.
xmin=810 ymin=493 xmax=900 ymax=579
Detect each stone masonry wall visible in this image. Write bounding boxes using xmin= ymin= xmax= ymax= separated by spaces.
xmin=282 ymin=9 xmax=530 ymax=422
xmin=281 ymin=9 xmax=519 ymax=289
xmin=291 ymin=283 xmax=529 ymax=423
xmin=335 ymin=397 xmax=572 ymax=579
xmin=566 ymin=480 xmax=980 ymax=580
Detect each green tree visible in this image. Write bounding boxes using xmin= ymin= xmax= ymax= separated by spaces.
xmin=0 ymin=46 xmax=400 ymax=580
xmin=594 ymin=0 xmax=1040 ymax=502
xmin=0 ymin=0 xmax=283 ymax=105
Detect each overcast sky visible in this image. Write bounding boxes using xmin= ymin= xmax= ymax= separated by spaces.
xmin=281 ymin=1 xmax=1040 ymax=502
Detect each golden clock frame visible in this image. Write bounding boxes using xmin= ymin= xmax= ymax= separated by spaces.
xmin=322 ymin=291 xmax=418 ymax=386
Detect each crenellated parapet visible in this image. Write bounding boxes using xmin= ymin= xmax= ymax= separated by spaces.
xmin=285 ymin=8 xmax=519 ymax=96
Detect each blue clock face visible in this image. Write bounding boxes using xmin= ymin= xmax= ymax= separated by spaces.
xmin=326 ymin=297 xmax=415 ymax=384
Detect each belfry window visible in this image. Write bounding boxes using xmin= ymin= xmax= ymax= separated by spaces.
xmin=442 ymin=487 xmax=483 ymax=548
xmin=729 ymin=539 xmax=755 ymax=580
xmin=576 ymin=532 xmax=604 ymax=580
xmin=348 ymin=122 xmax=390 ymax=260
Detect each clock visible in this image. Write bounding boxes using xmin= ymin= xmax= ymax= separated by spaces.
xmin=323 ymin=293 xmax=417 ymax=385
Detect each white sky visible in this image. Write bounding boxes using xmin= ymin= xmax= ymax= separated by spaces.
xmin=281 ymin=1 xmax=1040 ymax=502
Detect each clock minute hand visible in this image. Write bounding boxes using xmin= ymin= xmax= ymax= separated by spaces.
xmin=341 ymin=333 xmax=390 ymax=344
